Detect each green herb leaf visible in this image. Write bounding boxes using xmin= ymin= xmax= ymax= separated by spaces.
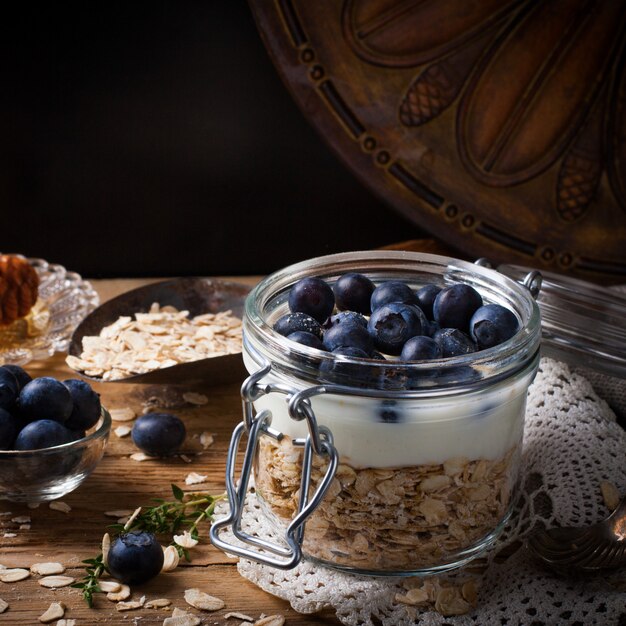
xmin=171 ymin=484 xmax=185 ymax=502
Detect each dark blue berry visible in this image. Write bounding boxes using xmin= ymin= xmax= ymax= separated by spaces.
xmin=367 ymin=303 xmax=428 ymax=356
xmin=286 ymin=331 xmax=325 ymax=350
xmin=327 ymin=311 xmax=368 ymax=329
xmin=131 ymin=412 xmax=186 ymax=457
xmin=106 ymin=531 xmax=164 ymax=585
xmin=273 ymin=312 xmax=322 ymax=339
xmin=288 ymin=277 xmax=335 ymax=323
xmin=67 ymin=429 xmax=86 ymax=441
xmin=0 ymin=408 xmax=18 ymax=450
xmin=433 ymin=284 xmax=483 ymax=331
xmin=400 ymin=336 xmax=442 ymax=361
xmin=332 ymin=346 xmax=369 ymax=358
xmin=14 ymin=419 xmax=72 ymax=450
xmin=18 ymin=377 xmax=73 ymax=424
xmin=370 ymin=281 xmax=417 ymax=311
xmin=63 ymin=379 xmax=101 ymax=431
xmin=415 ymin=284 xmax=441 ymax=320
xmin=323 ymin=322 xmax=374 ymax=354
xmin=1 ymin=365 xmax=31 ymax=391
xmin=0 ymin=368 xmax=19 ymax=411
xmin=333 ymin=273 xmax=375 ymax=314
xmin=378 ymin=400 xmax=403 ymax=423
xmin=469 ymin=304 xmax=519 ymax=349
xmin=433 ymin=328 xmax=476 ymax=357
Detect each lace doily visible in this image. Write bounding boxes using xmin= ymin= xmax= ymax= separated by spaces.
xmin=226 ymin=358 xmax=626 ymax=625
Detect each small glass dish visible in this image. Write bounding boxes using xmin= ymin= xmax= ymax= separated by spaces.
xmin=0 ymin=256 xmax=99 ymax=366
xmin=0 ymin=408 xmax=111 ymax=502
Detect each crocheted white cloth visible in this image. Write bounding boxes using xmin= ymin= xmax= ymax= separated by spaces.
xmin=225 ymin=358 xmax=626 ymax=625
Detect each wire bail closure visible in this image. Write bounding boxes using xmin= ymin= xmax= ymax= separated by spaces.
xmin=474 ymin=258 xmax=542 ymax=299
xmin=210 ymin=361 xmax=339 ymax=569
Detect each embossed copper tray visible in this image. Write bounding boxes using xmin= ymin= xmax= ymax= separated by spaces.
xmin=250 ymin=1 xmax=626 ymax=282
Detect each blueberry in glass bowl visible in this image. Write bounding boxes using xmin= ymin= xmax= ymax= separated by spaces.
xmin=0 ymin=369 xmax=111 ymax=503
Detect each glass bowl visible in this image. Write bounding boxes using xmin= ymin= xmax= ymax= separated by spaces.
xmin=0 ymin=408 xmax=111 ymax=502
xmin=0 ymin=256 xmax=99 ymax=366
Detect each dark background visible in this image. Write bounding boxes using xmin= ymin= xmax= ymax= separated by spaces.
xmin=0 ymin=1 xmax=421 ymax=278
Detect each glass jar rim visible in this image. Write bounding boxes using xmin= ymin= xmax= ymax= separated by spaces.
xmin=244 ymin=251 xmax=541 ymax=394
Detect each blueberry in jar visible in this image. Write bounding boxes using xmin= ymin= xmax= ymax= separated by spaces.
xmin=368 ymin=303 xmax=428 ymax=355
xmin=18 ymin=377 xmax=73 ymax=424
xmin=14 ymin=419 xmax=72 ymax=450
xmin=0 ymin=408 xmax=18 ymax=450
xmin=370 ymin=281 xmax=417 ymax=311
xmin=323 ymin=322 xmax=374 ymax=354
xmin=286 ymin=331 xmax=325 ymax=350
xmin=433 ymin=328 xmax=476 ymax=358
xmin=288 ymin=277 xmax=335 ymax=323
xmin=469 ymin=304 xmax=519 ymax=349
xmin=131 ymin=412 xmax=186 ymax=457
xmin=273 ymin=312 xmax=322 ymax=339
xmin=333 ymin=272 xmax=375 ymax=314
xmin=400 ymin=336 xmax=442 ymax=361
xmin=106 ymin=531 xmax=164 ymax=585
xmin=433 ymin=284 xmax=483 ymax=331
xmin=0 ymin=367 xmax=19 ymax=411
xmin=63 ymin=379 xmax=101 ymax=431
xmin=327 ymin=311 xmax=368 ymax=329
xmin=319 ymin=346 xmax=371 ymax=386
xmin=415 ymin=284 xmax=441 ymax=320
xmin=1 ymin=365 xmax=31 ymax=391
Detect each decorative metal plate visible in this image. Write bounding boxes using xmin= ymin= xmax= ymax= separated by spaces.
xmin=250 ymin=0 xmax=626 ymax=282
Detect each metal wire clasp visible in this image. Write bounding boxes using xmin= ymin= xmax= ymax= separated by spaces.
xmin=475 ymin=258 xmax=543 ymax=299
xmin=210 ymin=361 xmax=339 ymax=569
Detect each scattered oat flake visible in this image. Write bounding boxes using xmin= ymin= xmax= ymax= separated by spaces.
xmin=114 ymin=425 xmax=132 ymax=437
xmin=38 ymin=601 xmax=65 ymax=623
xmin=116 ymin=595 xmax=145 ymax=611
xmin=123 ymin=507 xmax=142 ymax=531
xmin=11 ymin=515 xmax=30 ymax=524
xmin=38 ymin=575 xmax=75 ymax=588
xmin=57 ymin=621 xmax=76 ymax=626
xmin=185 ymin=472 xmax=207 ymax=485
xmin=98 ymin=580 xmax=122 ymax=593
xmin=105 ymin=509 xmax=134 ymax=518
xmin=27 ymin=502 xmax=40 ymax=509
xmin=200 ymin=432 xmax=214 ymax=449
xmin=102 ymin=533 xmax=111 ymax=567
xmin=0 ymin=598 xmax=7 ymax=613
xmin=254 ymin=616 xmax=285 ymax=626
xmin=110 ymin=407 xmax=136 ymax=422
xmin=0 ymin=512 xmax=11 ymax=517
xmin=163 ymin=607 xmax=201 ymax=626
xmin=184 ymin=588 xmax=224 ymax=611
xmin=0 ymin=568 xmax=30 ymax=582
xmin=179 ymin=454 xmax=193 ymax=463
xmin=174 ymin=531 xmax=198 ymax=549
xmin=19 ymin=524 xmax=30 ymax=530
xmin=145 ymin=598 xmax=172 ymax=609
xmin=601 ymin=480 xmax=620 ymax=511
xmin=130 ymin=452 xmax=152 ymax=461
xmin=31 ymin=562 xmax=65 ymax=576
xmin=224 ymin=612 xmax=254 ymax=621
xmin=107 ymin=584 xmax=131 ymax=601
xmin=183 ymin=392 xmax=208 ymax=405
xmin=161 ymin=545 xmax=180 ymax=572
xmin=49 ymin=501 xmax=71 ymax=513
xmin=2 ymin=533 xmax=16 ymax=539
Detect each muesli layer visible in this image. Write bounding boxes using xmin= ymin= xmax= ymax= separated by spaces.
xmin=255 ymin=436 xmax=518 ymax=570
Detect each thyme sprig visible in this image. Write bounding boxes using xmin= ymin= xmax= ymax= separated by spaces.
xmin=72 ymin=484 xmax=224 ymax=606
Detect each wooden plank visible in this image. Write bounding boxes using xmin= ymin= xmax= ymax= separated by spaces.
xmin=0 ymin=279 xmax=341 ymax=625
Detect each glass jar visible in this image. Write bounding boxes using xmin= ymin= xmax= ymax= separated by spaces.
xmin=211 ymin=251 xmax=541 ymax=576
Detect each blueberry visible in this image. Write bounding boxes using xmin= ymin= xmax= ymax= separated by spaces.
xmin=433 ymin=328 xmax=477 ymax=357
xmin=63 ymin=379 xmax=101 ymax=431
xmin=400 ymin=336 xmax=442 ymax=361
xmin=288 ymin=277 xmax=335 ymax=323
xmin=18 ymin=377 xmax=73 ymax=424
xmin=367 ymin=303 xmax=428 ymax=356
xmin=14 ymin=419 xmax=72 ymax=450
xmin=378 ymin=400 xmax=403 ymax=423
xmin=286 ymin=331 xmax=325 ymax=350
xmin=1 ymin=365 xmax=31 ymax=391
xmin=332 ymin=346 xmax=370 ymax=358
xmin=327 ymin=311 xmax=368 ymax=329
xmin=469 ymin=304 xmax=519 ymax=349
xmin=415 ymin=284 xmax=441 ymax=320
xmin=333 ymin=272 xmax=375 ymax=314
xmin=370 ymin=281 xmax=417 ymax=311
xmin=0 ymin=408 xmax=18 ymax=450
xmin=319 ymin=346 xmax=372 ymax=386
xmin=433 ymin=284 xmax=483 ymax=331
xmin=424 ymin=319 xmax=440 ymax=337
xmin=106 ymin=531 xmax=164 ymax=585
xmin=323 ymin=322 xmax=374 ymax=354
xmin=67 ymin=429 xmax=86 ymax=441
xmin=0 ymin=368 xmax=19 ymax=411
xmin=273 ymin=312 xmax=322 ymax=339
xmin=131 ymin=412 xmax=186 ymax=457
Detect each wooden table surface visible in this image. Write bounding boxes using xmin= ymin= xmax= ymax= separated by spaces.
xmin=0 ymin=275 xmax=342 ymax=626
